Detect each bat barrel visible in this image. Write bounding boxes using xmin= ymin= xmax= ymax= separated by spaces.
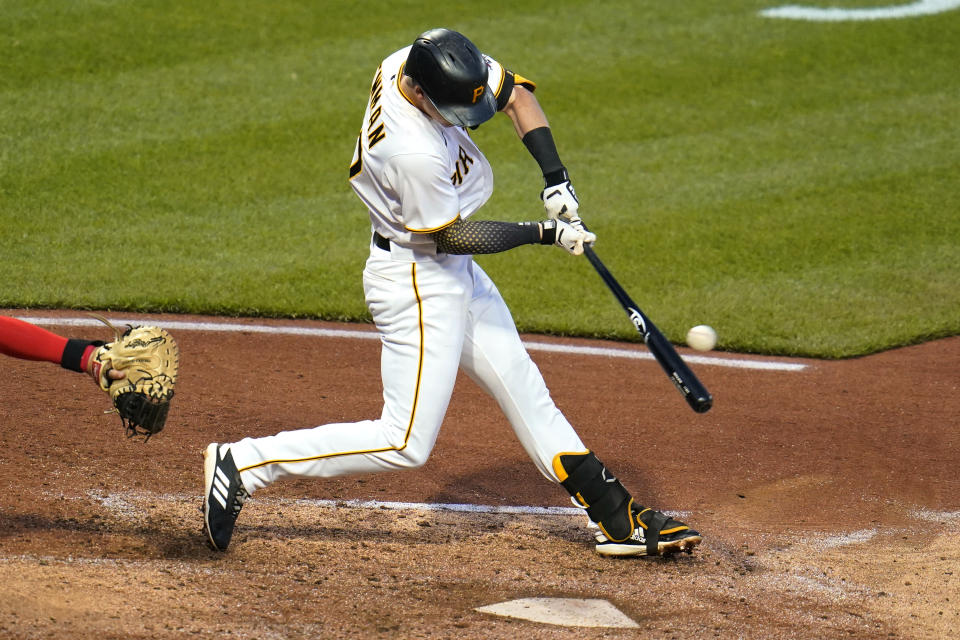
xmin=584 ymin=245 xmax=713 ymax=414
xmin=646 ymin=322 xmax=713 ymax=413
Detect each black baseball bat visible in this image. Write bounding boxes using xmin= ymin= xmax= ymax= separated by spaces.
xmin=583 ymin=244 xmax=713 ymax=413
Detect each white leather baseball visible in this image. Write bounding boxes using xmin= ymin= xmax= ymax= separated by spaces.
xmin=686 ymin=325 xmax=717 ymax=351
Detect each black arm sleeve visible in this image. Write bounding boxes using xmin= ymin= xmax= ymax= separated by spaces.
xmin=522 ymin=127 xmax=568 ymax=186
xmin=432 ymin=217 xmax=542 ymax=255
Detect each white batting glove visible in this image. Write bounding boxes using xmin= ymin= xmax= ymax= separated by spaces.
xmin=562 ymin=211 xmax=587 ymax=235
xmin=542 ymin=219 xmax=597 ymax=256
xmin=541 ymin=180 xmax=580 ymax=222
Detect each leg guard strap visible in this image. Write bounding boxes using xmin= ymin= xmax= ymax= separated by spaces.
xmin=643 ymin=509 xmax=669 ymax=556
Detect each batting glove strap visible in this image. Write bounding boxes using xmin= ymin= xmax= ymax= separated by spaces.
xmin=543 ymin=167 xmax=570 ymax=187
xmin=539 ymin=219 xmax=558 ymax=245
xmin=541 ymin=219 xmax=595 ymax=256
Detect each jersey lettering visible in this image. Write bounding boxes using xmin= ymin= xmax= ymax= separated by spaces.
xmin=366 ymin=67 xmax=386 ymax=149
xmin=349 ymin=65 xmax=387 ymax=177
xmin=368 ymin=123 xmax=386 ymax=147
xmin=349 ymin=136 xmax=362 ymax=178
xmin=450 ymin=145 xmax=475 ymax=185
xmin=370 ymin=71 xmax=383 ymax=104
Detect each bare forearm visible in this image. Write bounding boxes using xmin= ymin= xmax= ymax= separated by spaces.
xmin=502 ymin=85 xmax=549 ymax=138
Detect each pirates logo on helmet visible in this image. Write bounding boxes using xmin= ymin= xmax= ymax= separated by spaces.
xmin=403 ymin=28 xmax=497 ymax=127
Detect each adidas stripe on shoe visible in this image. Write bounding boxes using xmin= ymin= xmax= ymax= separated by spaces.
xmin=202 ymin=443 xmax=249 ymax=551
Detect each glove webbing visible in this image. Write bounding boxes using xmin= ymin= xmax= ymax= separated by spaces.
xmin=115 ymin=391 xmax=172 ymax=441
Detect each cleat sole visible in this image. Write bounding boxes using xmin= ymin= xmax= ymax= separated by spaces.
xmin=596 ymin=534 xmax=702 ymax=558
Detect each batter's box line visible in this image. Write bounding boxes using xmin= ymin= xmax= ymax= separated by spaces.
xmin=72 ymin=488 xmax=690 ymax=521
xmin=16 ymin=315 xmax=809 ymax=372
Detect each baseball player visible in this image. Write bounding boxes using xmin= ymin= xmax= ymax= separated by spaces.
xmin=203 ymin=28 xmax=702 ymax=558
xmin=0 ymin=315 xmax=124 ymax=383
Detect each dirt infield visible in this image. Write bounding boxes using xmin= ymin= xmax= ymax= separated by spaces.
xmin=1 ymin=310 xmax=958 ymax=639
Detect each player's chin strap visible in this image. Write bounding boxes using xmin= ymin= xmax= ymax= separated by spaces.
xmin=553 ymin=451 xmax=635 ymax=542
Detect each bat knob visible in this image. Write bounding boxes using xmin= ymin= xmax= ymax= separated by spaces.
xmin=690 ymin=396 xmax=713 ymax=413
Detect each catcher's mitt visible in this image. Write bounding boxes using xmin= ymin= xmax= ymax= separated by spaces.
xmin=89 ymin=315 xmax=179 ymax=440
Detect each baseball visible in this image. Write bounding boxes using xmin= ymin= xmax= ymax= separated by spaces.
xmin=686 ymin=325 xmax=717 ymax=351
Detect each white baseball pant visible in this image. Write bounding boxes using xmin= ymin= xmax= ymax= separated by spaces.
xmin=229 ymin=243 xmax=586 ymax=494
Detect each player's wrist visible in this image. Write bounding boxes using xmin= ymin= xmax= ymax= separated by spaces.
xmin=61 ymin=338 xmax=98 ymax=373
xmin=539 ymin=219 xmax=558 ymax=244
xmin=543 ymin=168 xmax=569 ymax=187
xmin=517 ymin=220 xmax=545 ymax=245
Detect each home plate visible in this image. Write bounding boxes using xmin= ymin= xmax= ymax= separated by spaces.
xmin=475 ymin=597 xmax=639 ymax=628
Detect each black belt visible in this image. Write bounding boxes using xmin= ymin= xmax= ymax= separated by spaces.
xmin=372 ymin=232 xmax=443 ymax=255
xmin=373 ymin=231 xmax=391 ymax=251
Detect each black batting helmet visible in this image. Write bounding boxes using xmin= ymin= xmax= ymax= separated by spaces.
xmin=404 ymin=28 xmax=497 ymax=127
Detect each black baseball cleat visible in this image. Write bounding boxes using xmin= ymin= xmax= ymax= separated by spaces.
xmin=594 ymin=505 xmax=702 ymax=557
xmin=202 ymin=443 xmax=249 ymax=551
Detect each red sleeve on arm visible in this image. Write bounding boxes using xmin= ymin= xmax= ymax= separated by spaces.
xmin=0 ymin=316 xmax=69 ymax=363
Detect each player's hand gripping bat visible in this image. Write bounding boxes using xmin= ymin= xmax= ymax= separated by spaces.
xmin=583 ymin=243 xmax=713 ymax=413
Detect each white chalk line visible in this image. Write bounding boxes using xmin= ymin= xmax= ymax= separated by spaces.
xmin=15 ymin=315 xmax=809 ymax=372
xmin=910 ymin=508 xmax=960 ymax=522
xmin=761 ymin=0 xmax=960 ymax=21
xmin=77 ymin=488 xmax=688 ymax=521
xmin=817 ymin=528 xmax=878 ymax=550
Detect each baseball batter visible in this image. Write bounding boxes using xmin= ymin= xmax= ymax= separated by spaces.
xmin=203 ymin=28 xmax=702 ymax=557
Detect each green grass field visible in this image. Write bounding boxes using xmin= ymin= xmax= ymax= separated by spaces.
xmin=2 ymin=1 xmax=958 ymax=357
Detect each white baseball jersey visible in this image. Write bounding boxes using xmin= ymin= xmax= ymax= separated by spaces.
xmin=348 ymin=47 xmax=507 ymax=251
